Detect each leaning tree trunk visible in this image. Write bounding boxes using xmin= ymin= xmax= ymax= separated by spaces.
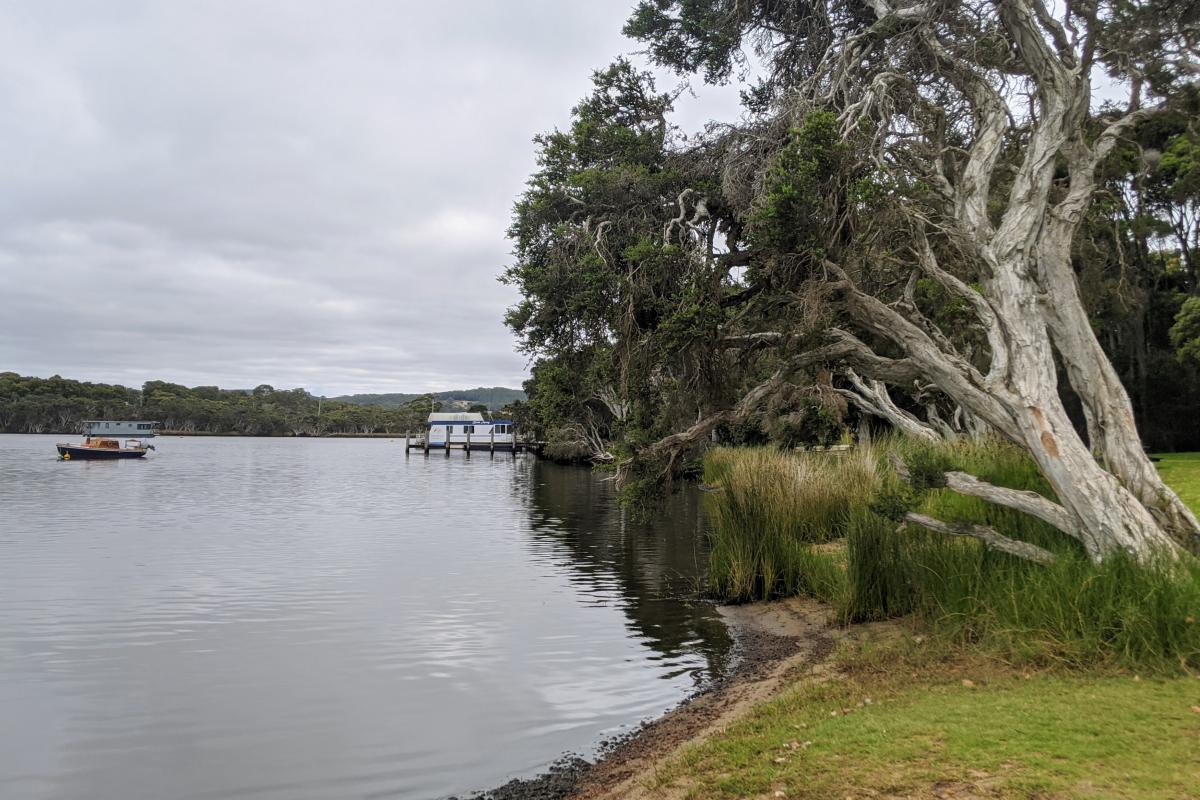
xmin=923 ymin=0 xmax=1195 ymax=560
xmin=984 ymin=246 xmax=1184 ymax=560
xmin=1037 ymin=182 xmax=1200 ymax=552
xmin=839 ymin=251 xmax=1186 ymax=562
xmin=630 ymin=0 xmax=1200 ymax=562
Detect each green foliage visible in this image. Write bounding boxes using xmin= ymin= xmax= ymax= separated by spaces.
xmin=1156 ymin=133 xmax=1200 ymax=202
xmin=503 ymin=59 xmax=743 ymax=460
xmin=503 ymin=60 xmax=683 ymax=359
xmin=706 ymin=437 xmax=1200 ymax=671
xmin=540 ymin=427 xmax=596 ymax=464
xmin=622 ymin=0 xmax=749 ymax=85
xmin=1169 ymin=295 xmax=1200 ymax=366
xmin=0 ymin=372 xmax=434 ymax=436
xmin=703 ymin=447 xmax=877 ymax=603
xmin=761 ymin=398 xmax=844 ymax=449
xmin=747 ymin=112 xmax=848 ymax=261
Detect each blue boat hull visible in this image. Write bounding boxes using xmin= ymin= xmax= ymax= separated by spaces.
xmin=57 ymin=445 xmax=147 ymax=460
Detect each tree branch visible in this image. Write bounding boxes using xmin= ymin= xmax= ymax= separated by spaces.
xmin=720 ymin=331 xmax=786 ymax=348
xmin=889 ymin=452 xmax=1081 ymax=542
xmin=841 ymin=369 xmax=940 ymax=440
xmin=900 ymin=512 xmax=1058 ymax=564
xmin=825 ymin=262 xmax=1020 ymax=439
xmin=913 ymin=232 xmax=1010 ymax=388
xmin=943 ymin=470 xmax=1078 ymax=539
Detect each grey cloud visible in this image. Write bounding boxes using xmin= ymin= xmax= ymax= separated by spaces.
xmin=0 ymin=1 xmax=741 ymax=395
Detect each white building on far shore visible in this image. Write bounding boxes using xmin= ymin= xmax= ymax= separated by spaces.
xmin=425 ymin=412 xmax=514 ymax=449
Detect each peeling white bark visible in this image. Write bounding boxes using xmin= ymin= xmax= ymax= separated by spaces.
xmin=901 ymin=513 xmax=1058 ymax=564
xmin=839 ymin=369 xmax=941 ymax=441
xmin=828 ymin=0 xmax=1197 ymax=561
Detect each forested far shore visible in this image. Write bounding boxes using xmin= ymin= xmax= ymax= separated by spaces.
xmin=333 ymin=387 xmax=525 ymax=409
xmin=0 ymin=373 xmax=528 ymax=436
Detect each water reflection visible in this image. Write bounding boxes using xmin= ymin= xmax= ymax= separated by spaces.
xmin=520 ymin=462 xmax=733 ymax=685
xmin=0 ymin=436 xmax=729 ymax=800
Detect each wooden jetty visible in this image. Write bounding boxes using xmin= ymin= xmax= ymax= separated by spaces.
xmin=402 ymin=430 xmax=543 ymax=457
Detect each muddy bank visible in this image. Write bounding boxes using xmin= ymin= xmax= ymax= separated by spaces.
xmin=468 ymin=598 xmax=837 ymax=800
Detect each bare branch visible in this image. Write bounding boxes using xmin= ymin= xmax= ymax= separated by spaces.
xmin=917 ymin=26 xmax=1009 ymax=239
xmin=825 ymin=263 xmax=1020 ymax=439
xmin=901 ymin=512 xmax=1058 ymax=564
xmin=720 ymin=331 xmax=786 ymax=348
xmin=913 ymin=233 xmax=1010 ymax=388
xmin=943 ymin=471 xmax=1079 ymax=540
xmin=841 ymin=369 xmax=940 ymax=440
xmin=889 ymin=452 xmax=1081 ymax=542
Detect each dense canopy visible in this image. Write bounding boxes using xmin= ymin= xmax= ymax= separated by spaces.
xmin=506 ymin=0 xmax=1200 ymax=559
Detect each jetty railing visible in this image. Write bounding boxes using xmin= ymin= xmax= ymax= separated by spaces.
xmin=403 ymin=430 xmax=542 ymax=457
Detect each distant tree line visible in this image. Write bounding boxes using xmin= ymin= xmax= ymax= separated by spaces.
xmin=0 ymin=373 xmax=498 ymax=436
xmin=333 ymin=387 xmax=525 ymax=410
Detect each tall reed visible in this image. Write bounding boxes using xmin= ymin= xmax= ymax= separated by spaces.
xmin=706 ymin=435 xmax=1200 ymax=671
xmin=704 ymin=446 xmax=876 ymax=602
xmin=850 ymin=435 xmax=1200 ymax=670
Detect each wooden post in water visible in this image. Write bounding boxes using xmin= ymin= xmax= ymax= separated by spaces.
xmin=444 ymin=424 xmax=451 ymax=456
xmin=489 ymin=425 xmax=495 ymax=455
xmin=405 ymin=430 xmax=410 ymax=456
xmin=423 ymin=427 xmax=429 ymax=456
xmin=465 ymin=427 xmax=471 ymax=457
xmin=512 ymin=424 xmax=518 ymax=457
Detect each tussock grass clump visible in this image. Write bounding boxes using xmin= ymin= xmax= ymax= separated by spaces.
xmin=705 ymin=436 xmax=1200 ymax=671
xmin=846 ymin=437 xmax=1200 ymax=670
xmin=704 ymin=447 xmax=876 ymax=602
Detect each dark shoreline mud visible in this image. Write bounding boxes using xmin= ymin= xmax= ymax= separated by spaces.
xmin=465 ymin=599 xmax=835 ymax=800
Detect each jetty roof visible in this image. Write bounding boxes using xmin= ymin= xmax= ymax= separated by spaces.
xmin=427 ymin=412 xmax=486 ymax=423
xmin=83 ymin=420 xmax=158 ymax=436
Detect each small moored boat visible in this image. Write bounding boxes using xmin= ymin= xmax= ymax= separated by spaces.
xmin=57 ymin=420 xmax=158 ymax=461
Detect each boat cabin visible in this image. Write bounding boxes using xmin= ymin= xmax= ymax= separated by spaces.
xmin=57 ymin=420 xmax=158 ymax=460
xmin=83 ymin=420 xmax=158 ymax=438
xmin=425 ymin=412 xmax=515 ymax=449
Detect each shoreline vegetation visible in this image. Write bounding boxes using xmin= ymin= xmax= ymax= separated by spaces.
xmin=702 ymin=437 xmax=1200 ymax=673
xmin=0 ymin=372 xmax=526 ymax=437
xmin=509 ymin=437 xmax=1200 ymax=800
xmin=491 ymin=0 xmax=1200 ymax=793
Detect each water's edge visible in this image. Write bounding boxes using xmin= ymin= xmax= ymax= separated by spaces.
xmin=0 ymin=436 xmax=732 ymax=800
xmin=465 ymin=599 xmax=832 ymax=800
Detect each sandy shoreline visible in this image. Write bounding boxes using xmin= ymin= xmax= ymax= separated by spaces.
xmin=471 ymin=598 xmax=838 ymax=800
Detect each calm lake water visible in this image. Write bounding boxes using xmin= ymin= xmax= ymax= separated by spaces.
xmin=0 ymin=435 xmax=728 ymax=800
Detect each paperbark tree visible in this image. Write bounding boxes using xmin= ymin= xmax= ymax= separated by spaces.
xmin=624 ymin=0 xmax=1200 ymax=560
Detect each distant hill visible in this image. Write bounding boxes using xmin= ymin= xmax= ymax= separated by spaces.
xmin=333 ymin=387 xmax=525 ymax=411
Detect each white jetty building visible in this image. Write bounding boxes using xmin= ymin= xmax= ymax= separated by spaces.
xmin=423 ymin=412 xmax=516 ymax=451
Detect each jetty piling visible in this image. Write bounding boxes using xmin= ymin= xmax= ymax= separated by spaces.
xmin=400 ymin=418 xmax=542 ymax=457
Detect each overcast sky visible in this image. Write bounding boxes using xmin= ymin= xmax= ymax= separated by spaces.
xmin=0 ymin=1 xmax=740 ymax=395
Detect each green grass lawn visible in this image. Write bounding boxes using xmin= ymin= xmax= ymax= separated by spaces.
xmin=657 ymin=652 xmax=1200 ymax=799
xmin=638 ymin=458 xmax=1200 ymax=799
xmin=1155 ymin=452 xmax=1200 ymax=515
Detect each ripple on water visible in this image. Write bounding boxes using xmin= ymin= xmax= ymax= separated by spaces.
xmin=0 ymin=435 xmax=731 ymax=799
